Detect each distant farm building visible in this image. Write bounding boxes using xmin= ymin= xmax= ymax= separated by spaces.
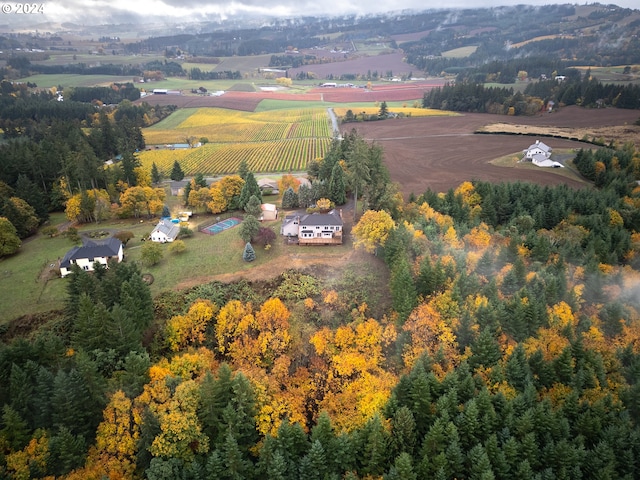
xmin=522 ymin=140 xmax=563 ymax=168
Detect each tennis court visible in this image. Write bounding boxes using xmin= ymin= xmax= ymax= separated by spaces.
xmin=201 ymin=217 xmax=242 ymax=235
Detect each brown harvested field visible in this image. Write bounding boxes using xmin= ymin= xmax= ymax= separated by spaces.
xmin=287 ymin=51 xmax=419 ymax=78
xmin=350 ymin=106 xmax=640 ymax=197
xmin=310 ymin=81 xmax=446 ymax=103
xmin=136 ymin=80 xmax=445 ymax=109
xmin=136 ymin=91 xmax=264 ymax=111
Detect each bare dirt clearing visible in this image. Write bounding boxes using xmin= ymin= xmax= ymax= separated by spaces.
xmin=350 ymin=106 xmax=640 ymax=196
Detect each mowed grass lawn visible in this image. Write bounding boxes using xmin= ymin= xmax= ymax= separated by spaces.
xmin=0 ymin=210 xmax=350 ymax=322
xmin=123 ymin=216 xmax=285 ymax=293
xmin=0 ymin=232 xmax=70 ymax=321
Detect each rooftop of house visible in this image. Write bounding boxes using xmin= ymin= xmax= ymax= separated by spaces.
xmin=60 ymin=237 xmax=122 ymax=268
xmin=152 ymin=221 xmax=180 ymax=238
xmin=299 ymin=210 xmax=343 ymax=226
xmin=527 ymin=140 xmax=552 ymax=153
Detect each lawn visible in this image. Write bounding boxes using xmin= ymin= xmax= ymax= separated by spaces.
xmin=123 ymin=217 xmax=285 ymax=294
xmin=1 ymin=209 xmax=350 ymax=322
xmin=488 ymin=149 xmax=590 ymax=185
xmin=0 ymin=230 xmax=71 ymax=321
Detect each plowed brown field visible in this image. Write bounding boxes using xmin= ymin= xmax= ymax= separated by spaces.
xmin=350 ymin=106 xmax=640 ymax=196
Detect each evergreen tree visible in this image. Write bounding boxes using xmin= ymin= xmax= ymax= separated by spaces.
xmin=239 ymin=215 xmax=260 ymax=243
xmin=15 ymin=174 xmax=48 ymax=222
xmin=390 ymin=255 xmax=417 ymax=321
xmin=389 ymin=406 xmax=417 ymax=457
xmin=244 ymin=194 xmax=263 ymax=217
xmin=379 ymin=101 xmax=389 ymax=118
xmin=329 ymin=162 xmax=347 ymax=205
xmin=48 ymin=426 xmax=87 ymax=476
xmin=151 ymin=162 xmax=162 ymax=184
xmin=281 ymin=187 xmax=299 ymax=209
xmin=506 ymin=344 xmax=533 ymax=391
xmin=238 ymin=172 xmax=261 ymax=209
xmin=359 ymin=414 xmax=389 ymax=477
xmin=170 ymin=160 xmax=184 ymax=181
xmin=238 ymin=159 xmax=249 ymax=181
xmin=298 ymin=183 xmax=313 ymax=208
xmin=1 ymin=404 xmax=29 ymax=450
xmin=243 ymin=241 xmax=256 ymax=262
xmin=469 ymin=327 xmax=502 ymax=369
xmin=182 ymin=180 xmax=192 ymax=207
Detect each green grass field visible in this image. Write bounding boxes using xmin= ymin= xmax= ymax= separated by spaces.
xmin=441 ymin=46 xmax=479 ymax=58
xmin=0 ymin=204 xmax=352 ymax=322
xmin=19 ymin=74 xmax=138 ymax=89
xmin=0 ymin=213 xmax=71 ymax=320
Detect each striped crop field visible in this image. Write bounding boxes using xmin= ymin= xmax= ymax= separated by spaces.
xmin=137 ymin=138 xmax=330 ymax=176
xmin=143 ymin=107 xmax=332 ymax=145
xmin=140 ymin=106 xmax=332 ymax=174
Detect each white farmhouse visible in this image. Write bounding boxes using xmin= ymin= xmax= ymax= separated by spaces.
xmin=150 ymin=220 xmax=180 ymax=243
xmin=281 ymin=210 xmax=343 ymax=245
xmin=523 ymin=140 xmax=563 ymax=168
xmin=524 ymin=140 xmax=552 ymax=160
xmin=60 ymin=237 xmax=123 ymax=277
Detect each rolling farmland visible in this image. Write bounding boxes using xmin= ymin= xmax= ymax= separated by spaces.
xmin=139 ymin=107 xmax=333 ymax=175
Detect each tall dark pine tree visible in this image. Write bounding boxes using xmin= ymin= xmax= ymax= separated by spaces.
xmin=238 ymin=172 xmax=261 ymax=209
xmin=15 ymin=174 xmax=48 ymax=222
xmin=151 ymin=162 xmax=162 ymax=184
xmin=329 ymin=162 xmax=347 ymax=205
xmin=170 ymin=160 xmax=184 ymax=181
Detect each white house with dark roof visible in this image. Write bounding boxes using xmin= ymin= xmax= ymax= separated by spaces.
xmin=59 ymin=237 xmax=123 ymax=277
xmin=150 ymin=220 xmax=180 ymax=243
xmin=281 ymin=210 xmax=343 ymax=245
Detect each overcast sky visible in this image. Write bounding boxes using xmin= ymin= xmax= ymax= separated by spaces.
xmin=11 ymin=1 xmax=640 ymax=27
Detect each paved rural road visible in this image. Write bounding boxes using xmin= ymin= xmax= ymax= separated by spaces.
xmin=327 ymin=108 xmax=340 ymax=137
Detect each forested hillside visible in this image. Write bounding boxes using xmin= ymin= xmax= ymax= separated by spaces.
xmin=1 ymin=137 xmax=640 ymax=478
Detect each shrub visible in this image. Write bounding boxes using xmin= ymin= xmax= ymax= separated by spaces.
xmin=141 ymin=242 xmax=163 ymax=266
xmin=169 ymin=240 xmax=186 ymax=254
xmin=41 ymin=225 xmax=59 ymax=238
xmin=254 ymin=226 xmax=276 ymax=247
xmin=179 ymin=226 xmax=193 ymax=238
xmin=243 ymin=242 xmax=256 ymax=262
xmin=114 ymin=230 xmax=134 ymax=245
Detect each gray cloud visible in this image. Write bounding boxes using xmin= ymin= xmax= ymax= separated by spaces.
xmin=9 ymin=1 xmax=640 ymax=28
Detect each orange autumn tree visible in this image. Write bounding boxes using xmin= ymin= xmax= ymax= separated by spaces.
xmin=165 ymin=300 xmax=218 ymax=352
xmin=76 ymin=390 xmax=139 ymax=480
xmin=215 ymin=298 xmax=292 ymax=369
xmin=207 ymin=175 xmax=245 ymax=213
xmin=402 ymin=301 xmax=460 ymax=377
xmin=310 ymin=318 xmax=397 ymax=431
xmin=254 ymin=297 xmax=292 ymax=366
xmin=278 ymin=174 xmax=301 ymax=193
xmin=352 ymin=209 xmax=395 ymax=254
